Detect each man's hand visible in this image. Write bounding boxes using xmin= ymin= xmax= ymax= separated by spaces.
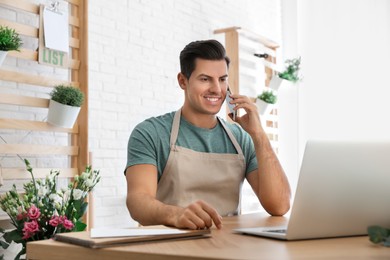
xmin=227 ymin=94 xmax=263 ymax=136
xmin=173 ymin=200 xmax=223 ymax=230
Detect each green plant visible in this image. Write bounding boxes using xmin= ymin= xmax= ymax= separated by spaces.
xmin=257 ymin=90 xmax=277 ymax=104
xmin=0 ymin=159 xmax=100 ymax=260
xmin=50 ymin=85 xmax=84 ymax=107
xmin=0 ymin=26 xmax=22 ymax=52
xmin=367 ymin=226 xmax=390 ymax=247
xmin=278 ymin=57 xmax=301 ymax=83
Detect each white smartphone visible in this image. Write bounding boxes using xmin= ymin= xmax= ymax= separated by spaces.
xmin=226 ymin=87 xmax=236 ymax=121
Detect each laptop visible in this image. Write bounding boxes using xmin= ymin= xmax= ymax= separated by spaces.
xmin=234 ymin=140 xmax=390 ymax=240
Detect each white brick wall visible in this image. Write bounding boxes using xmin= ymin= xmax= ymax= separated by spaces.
xmin=89 ymin=0 xmax=282 ymax=228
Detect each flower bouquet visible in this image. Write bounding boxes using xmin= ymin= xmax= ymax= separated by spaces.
xmin=0 ymin=159 xmax=100 ymax=260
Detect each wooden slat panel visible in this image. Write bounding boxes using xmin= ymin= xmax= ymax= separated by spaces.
xmin=0 ymin=144 xmax=79 ymax=156
xmin=0 ymin=93 xmax=48 ymax=108
xmin=0 ymin=118 xmax=79 ymax=133
xmin=0 ymin=69 xmax=79 ymax=87
xmin=0 ymin=0 xmax=39 ymax=14
xmin=1 ymin=167 xmax=77 ymax=179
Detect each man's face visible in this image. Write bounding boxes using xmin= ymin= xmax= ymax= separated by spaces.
xmin=180 ymin=58 xmax=228 ymax=116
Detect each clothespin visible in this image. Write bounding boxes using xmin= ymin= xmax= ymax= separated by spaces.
xmin=48 ymin=1 xmax=61 ymax=14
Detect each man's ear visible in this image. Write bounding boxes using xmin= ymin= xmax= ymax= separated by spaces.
xmin=177 ymin=72 xmax=187 ymax=90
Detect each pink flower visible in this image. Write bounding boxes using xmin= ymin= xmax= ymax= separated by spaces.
xmin=49 ymin=215 xmax=62 ymax=227
xmin=27 ymin=205 xmax=41 ymax=220
xmin=22 ymin=220 xmax=40 ymax=240
xmin=62 ymin=218 xmax=74 ymax=230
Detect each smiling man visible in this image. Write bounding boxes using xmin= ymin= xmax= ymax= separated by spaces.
xmin=125 ymin=39 xmax=291 ymax=230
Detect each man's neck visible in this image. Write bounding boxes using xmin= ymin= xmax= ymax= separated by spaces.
xmin=180 ymin=107 xmax=218 ymax=129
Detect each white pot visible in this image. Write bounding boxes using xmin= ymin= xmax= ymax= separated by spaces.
xmin=0 ymin=50 xmax=8 ymax=66
xmin=268 ymin=75 xmax=283 ymax=91
xmin=47 ymin=99 xmax=81 ymax=128
xmin=256 ymin=98 xmax=273 ymax=116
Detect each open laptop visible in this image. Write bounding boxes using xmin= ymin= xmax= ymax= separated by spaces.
xmin=234 ymin=140 xmax=390 ymax=240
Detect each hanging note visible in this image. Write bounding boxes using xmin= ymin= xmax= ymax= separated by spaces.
xmin=43 ymin=5 xmax=69 ymax=53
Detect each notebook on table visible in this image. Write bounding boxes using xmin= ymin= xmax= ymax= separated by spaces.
xmin=234 ymin=140 xmax=390 ymax=240
xmin=54 ymin=226 xmax=211 ymax=248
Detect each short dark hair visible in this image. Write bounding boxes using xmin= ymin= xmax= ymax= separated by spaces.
xmin=179 ymin=39 xmax=230 ymax=79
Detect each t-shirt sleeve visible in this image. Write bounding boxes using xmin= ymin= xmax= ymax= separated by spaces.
xmin=124 ymin=121 xmax=158 ymax=174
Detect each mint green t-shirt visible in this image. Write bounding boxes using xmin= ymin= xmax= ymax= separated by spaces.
xmin=126 ymin=111 xmax=258 ymax=181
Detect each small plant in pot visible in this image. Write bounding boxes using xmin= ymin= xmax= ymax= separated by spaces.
xmin=0 ymin=25 xmax=22 ymax=65
xmin=256 ymin=90 xmax=277 ymax=116
xmin=47 ymin=85 xmax=84 ymax=128
xmin=269 ymin=56 xmax=302 ymax=90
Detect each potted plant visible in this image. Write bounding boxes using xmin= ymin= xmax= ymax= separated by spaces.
xmin=268 ymin=56 xmax=302 ymax=90
xmin=47 ymin=85 xmax=85 ymax=128
xmin=0 ymin=25 xmax=22 ymax=65
xmin=256 ymin=90 xmax=277 ymax=116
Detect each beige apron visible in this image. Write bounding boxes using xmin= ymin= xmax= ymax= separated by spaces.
xmin=156 ymin=109 xmax=246 ymax=216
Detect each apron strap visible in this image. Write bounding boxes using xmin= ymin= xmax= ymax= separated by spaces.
xmin=170 ymin=109 xmax=182 ymax=147
xmin=217 ymin=117 xmax=244 ymax=156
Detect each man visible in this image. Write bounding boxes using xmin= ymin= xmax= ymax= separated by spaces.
xmin=125 ymin=39 xmax=291 ymax=230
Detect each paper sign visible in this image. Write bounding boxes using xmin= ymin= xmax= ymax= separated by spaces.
xmin=43 ymin=6 xmax=69 ymax=53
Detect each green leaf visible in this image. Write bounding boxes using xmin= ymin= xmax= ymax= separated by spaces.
xmin=0 ymin=240 xmax=10 ymax=249
xmin=367 ymin=225 xmax=390 ymax=245
xmin=3 ymin=229 xmax=23 ymax=244
xmin=74 ymin=220 xmax=87 ymax=232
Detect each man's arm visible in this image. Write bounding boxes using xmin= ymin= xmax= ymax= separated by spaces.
xmin=229 ymin=94 xmax=291 ymax=216
xmin=246 ymin=132 xmax=291 ymax=216
xmin=126 ymin=164 xmax=222 ymax=229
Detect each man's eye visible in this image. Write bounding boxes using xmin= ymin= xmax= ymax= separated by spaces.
xmin=200 ymin=77 xmax=208 ymax=81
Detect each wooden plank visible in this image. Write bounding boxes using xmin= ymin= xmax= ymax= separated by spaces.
xmin=0 ymin=93 xmax=48 ymax=108
xmin=8 ymin=48 xmax=38 ymax=60
xmin=0 ymin=19 xmax=79 ymax=48
xmin=69 ymin=16 xmax=80 ymax=27
xmin=1 ymin=167 xmax=77 ymax=179
xmin=0 ymin=18 xmax=38 ymax=38
xmin=215 ymin=27 xmax=279 ymax=49
xmin=0 ymin=118 xmax=79 ymax=133
xmin=0 ymin=0 xmax=39 ymax=14
xmin=7 ymin=49 xmax=81 ymax=70
xmin=214 ymin=26 xmax=242 ymax=34
xmin=67 ymin=0 xmax=81 ymax=6
xmin=0 ymin=144 xmax=79 ymax=156
xmin=0 ymin=69 xmax=79 ymax=87
xmin=72 ymin=0 xmax=88 ymax=170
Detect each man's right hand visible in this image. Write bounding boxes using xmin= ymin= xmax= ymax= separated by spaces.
xmin=173 ymin=200 xmax=223 ymax=230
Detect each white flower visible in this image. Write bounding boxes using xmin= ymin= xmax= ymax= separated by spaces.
xmin=38 ymin=186 xmax=48 ymax=197
xmin=85 ymin=179 xmax=93 ymax=188
xmin=63 ymin=190 xmax=71 ymax=202
xmin=72 ymin=189 xmax=83 ymax=200
xmin=49 ymin=194 xmax=62 ymax=204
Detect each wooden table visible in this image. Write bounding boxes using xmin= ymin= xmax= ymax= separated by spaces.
xmin=26 ymin=213 xmax=389 ymax=260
